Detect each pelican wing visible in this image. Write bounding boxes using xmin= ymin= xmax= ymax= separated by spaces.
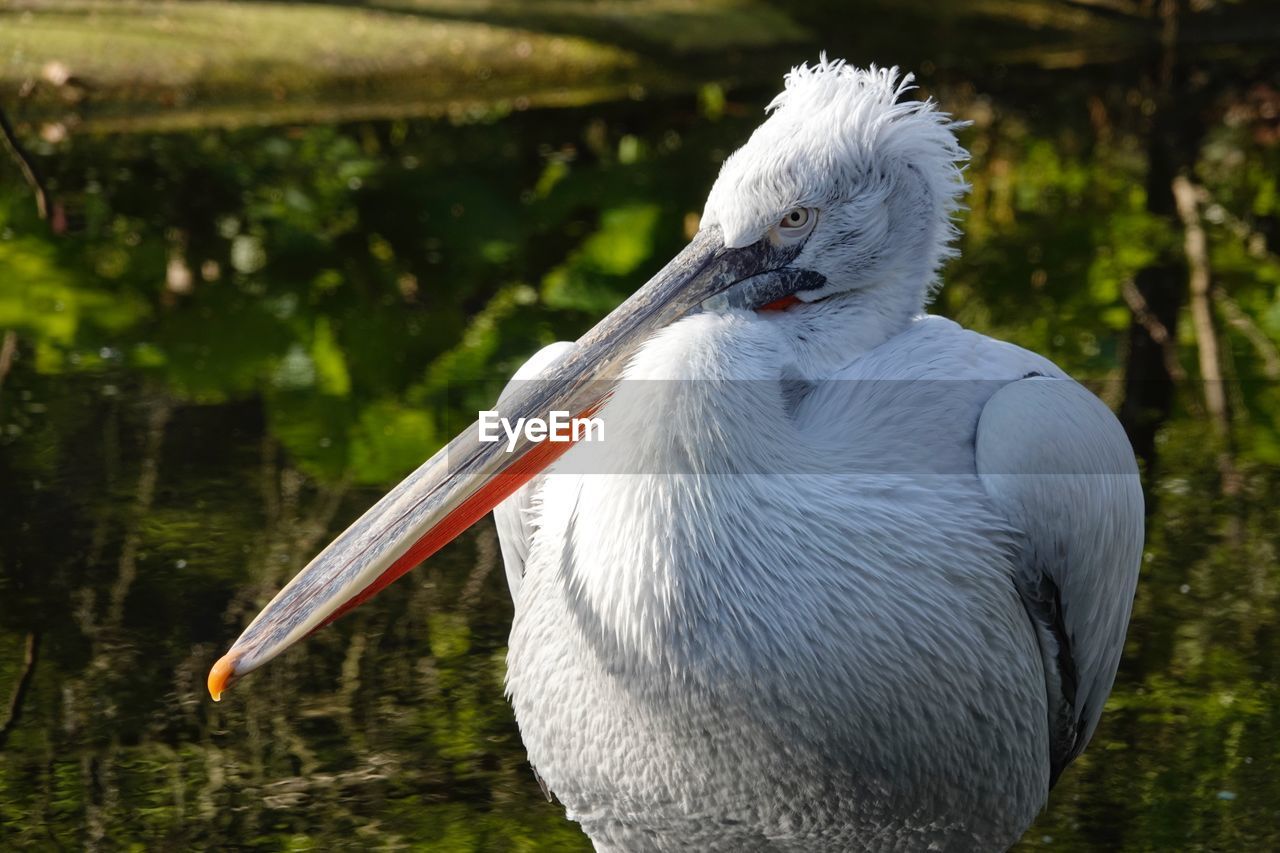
xmin=493 ymin=341 xmax=577 ymax=600
xmin=975 ymin=376 xmax=1143 ymax=784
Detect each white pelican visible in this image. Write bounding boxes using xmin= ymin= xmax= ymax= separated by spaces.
xmin=209 ymin=59 xmax=1144 ymax=850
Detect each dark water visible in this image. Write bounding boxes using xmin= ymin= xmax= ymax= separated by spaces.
xmin=3 ymin=5 xmax=1280 ymax=850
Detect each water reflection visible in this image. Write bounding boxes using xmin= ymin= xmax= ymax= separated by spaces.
xmin=2 ymin=9 xmax=1280 ymax=849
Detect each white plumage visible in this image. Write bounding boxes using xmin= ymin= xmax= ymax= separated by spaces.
xmin=496 ymin=60 xmax=1143 ymax=850
xmin=210 ymin=57 xmax=1143 ymax=853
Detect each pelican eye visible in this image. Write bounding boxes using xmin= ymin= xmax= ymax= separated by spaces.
xmin=772 ymin=207 xmax=817 ymax=243
xmin=780 ymin=208 xmax=809 ymax=228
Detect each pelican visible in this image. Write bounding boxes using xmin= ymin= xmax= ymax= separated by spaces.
xmin=209 ymin=59 xmax=1143 ymax=850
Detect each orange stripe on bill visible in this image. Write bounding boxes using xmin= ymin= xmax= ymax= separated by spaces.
xmin=207 ymin=221 xmax=824 ymax=699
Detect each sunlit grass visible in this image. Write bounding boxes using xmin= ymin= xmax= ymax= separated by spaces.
xmin=0 ymin=0 xmax=806 ymax=130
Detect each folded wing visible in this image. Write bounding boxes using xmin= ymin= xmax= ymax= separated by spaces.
xmin=976 ymin=377 xmax=1144 ymax=784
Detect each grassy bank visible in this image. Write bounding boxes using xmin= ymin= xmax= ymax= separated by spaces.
xmin=0 ymin=0 xmax=808 ymax=132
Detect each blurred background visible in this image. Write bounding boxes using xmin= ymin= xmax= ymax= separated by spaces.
xmin=1 ymin=0 xmax=1278 ymax=849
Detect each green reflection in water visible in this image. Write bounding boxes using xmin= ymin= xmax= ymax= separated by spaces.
xmin=2 ymin=4 xmax=1280 ymax=850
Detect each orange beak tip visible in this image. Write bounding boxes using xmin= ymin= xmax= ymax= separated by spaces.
xmin=208 ymin=653 xmax=237 ymax=702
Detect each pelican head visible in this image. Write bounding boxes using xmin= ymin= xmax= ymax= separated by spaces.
xmin=208 ymin=58 xmax=969 ymax=698
xmin=704 ymin=59 xmax=968 ymax=311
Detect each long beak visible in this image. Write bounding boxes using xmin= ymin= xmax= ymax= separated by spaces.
xmin=208 ymin=224 xmax=818 ymax=700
